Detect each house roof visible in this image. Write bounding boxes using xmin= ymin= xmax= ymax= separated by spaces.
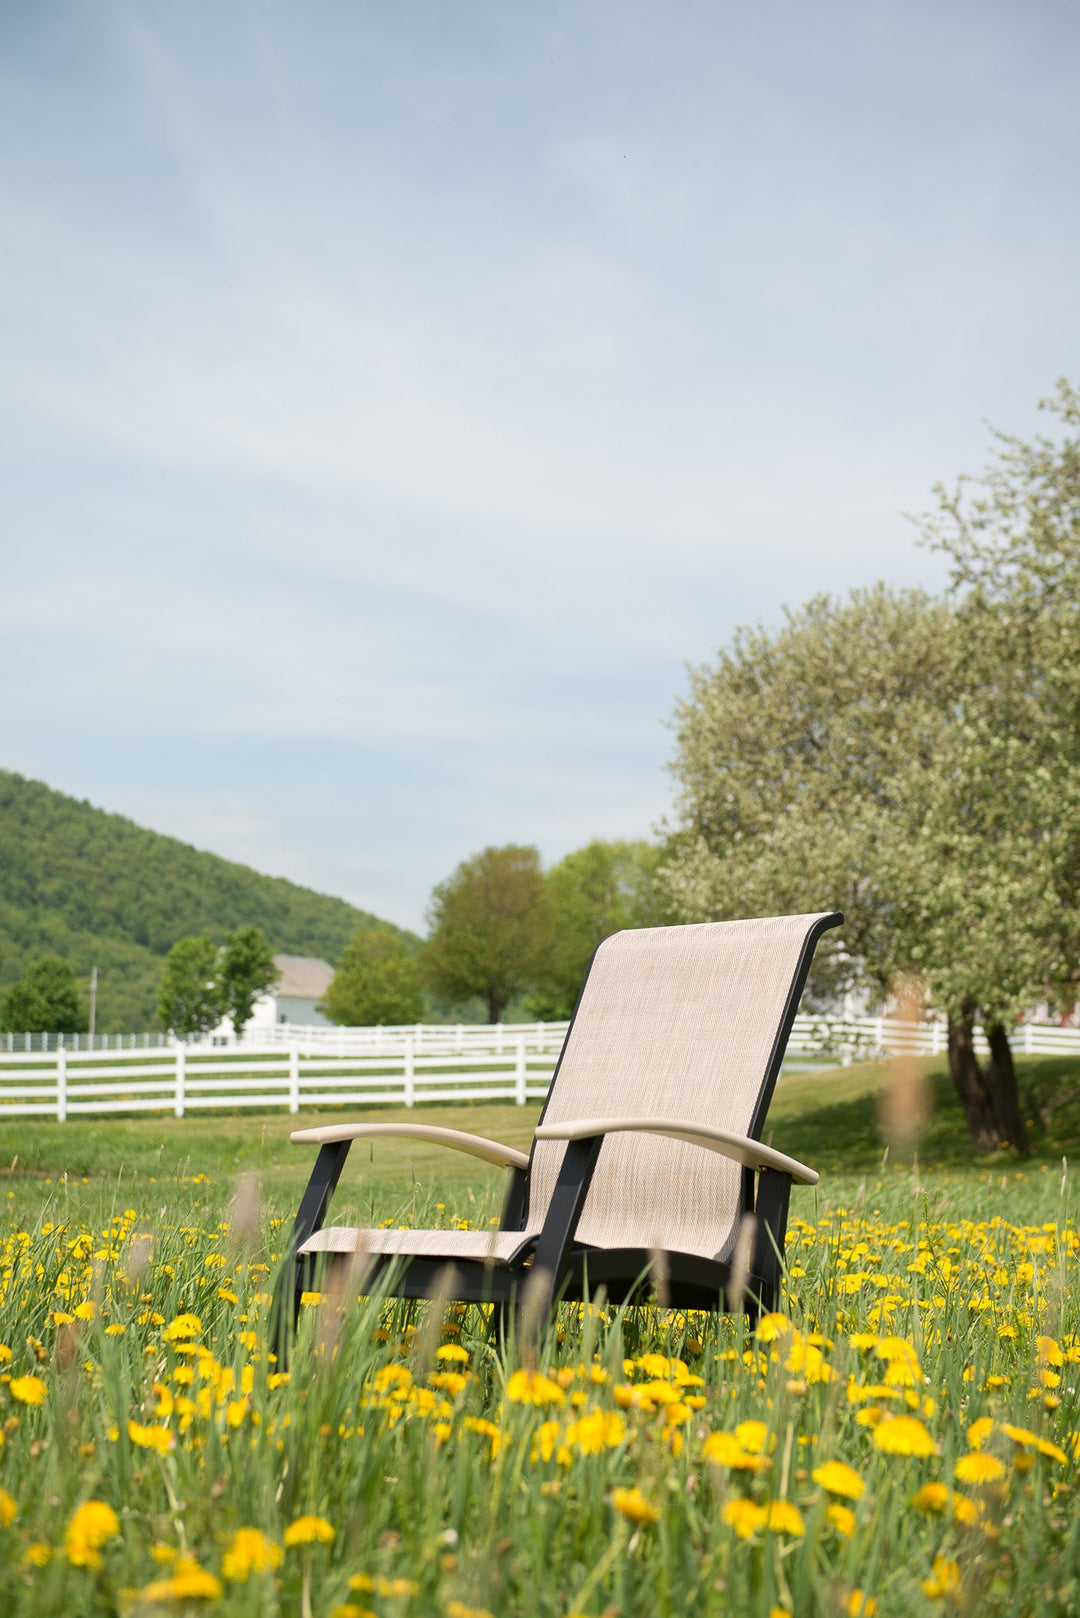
xmin=272 ymin=954 xmax=334 ymax=1000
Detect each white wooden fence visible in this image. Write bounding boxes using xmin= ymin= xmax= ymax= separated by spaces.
xmin=0 ymin=1020 xmax=569 ymax=1057
xmin=2 ymin=1015 xmax=1079 ymax=1122
xmin=0 ymin=1038 xmax=558 ymax=1121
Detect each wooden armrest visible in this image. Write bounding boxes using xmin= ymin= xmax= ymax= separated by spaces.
xmin=533 ymin=1117 xmax=818 ymax=1186
xmin=289 ymin=1121 xmax=530 ymax=1171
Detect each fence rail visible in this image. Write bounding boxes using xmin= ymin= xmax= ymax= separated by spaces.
xmin=2 ymin=1015 xmax=1080 ymax=1121
xmin=0 ymin=1020 xmax=570 ymax=1056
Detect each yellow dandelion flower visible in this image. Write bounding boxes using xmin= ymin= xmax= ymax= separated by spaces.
xmin=430 ymin=1372 xmax=469 ymax=1396
xmin=873 ymin=1416 xmax=936 ymax=1457
xmin=140 ymin=1555 xmax=223 ymax=1601
xmin=722 ymin=1497 xmax=766 ymax=1539
xmin=967 ymin=1416 xmax=994 ymax=1450
xmin=9 ymin=1375 xmax=47 ymax=1406
xmin=703 ymin=1431 xmax=769 ymax=1471
xmin=128 ymin=1420 xmax=174 ymax=1455
xmin=910 ymin=1482 xmax=949 ymax=1514
xmin=812 ymin=1460 xmax=864 ymax=1499
xmin=65 ymin=1500 xmax=120 ymax=1569
xmin=734 ymin=1419 xmax=769 ymax=1454
xmin=847 ymin=1380 xmax=898 ymax=1404
xmin=505 ymin=1369 xmax=564 ymax=1407
xmin=1036 ymin=1335 xmax=1064 ymax=1366
xmin=954 ymin=1451 xmax=1005 ymax=1484
xmin=283 ymin=1514 xmax=335 ymax=1547
xmin=0 ymin=1488 xmax=16 ymax=1526
xmin=765 ymin=1499 xmax=804 ymax=1537
xmin=950 ymin=1494 xmax=983 ymax=1527
xmin=226 ymin=1397 xmax=249 ymax=1428
xmin=846 ymin=1594 xmax=878 ymax=1617
xmin=162 ymin=1313 xmax=203 ymax=1342
xmin=755 ymin=1312 xmax=792 ymax=1341
xmin=566 ymin=1409 xmax=626 ymax=1454
xmin=445 ymin=1602 xmax=496 ymax=1618
xmin=922 ymin=1555 xmax=961 ymax=1600
xmin=882 ymin=1357 xmax=920 ymax=1387
xmin=23 ymin=1542 xmax=51 ymax=1568
xmin=222 ymin=1527 xmax=282 ymax=1581
xmin=826 ymin=1502 xmax=856 ymax=1538
xmin=611 ymin=1486 xmax=659 ymax=1525
xmin=436 ymin=1344 xmax=470 ymax=1363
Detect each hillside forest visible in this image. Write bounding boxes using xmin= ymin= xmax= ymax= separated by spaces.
xmin=0 ymin=771 xmax=412 ymax=1030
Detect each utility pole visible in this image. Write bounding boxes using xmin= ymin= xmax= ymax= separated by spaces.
xmin=89 ymin=965 xmax=98 ymax=1041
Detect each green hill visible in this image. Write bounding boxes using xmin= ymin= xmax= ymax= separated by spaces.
xmin=0 ymin=770 xmax=416 ymax=1031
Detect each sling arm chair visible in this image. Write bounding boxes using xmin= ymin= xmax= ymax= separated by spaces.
xmin=279 ymin=911 xmax=842 ymax=1338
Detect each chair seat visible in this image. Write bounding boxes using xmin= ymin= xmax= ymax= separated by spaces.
xmin=297 ymin=1225 xmax=529 ymax=1266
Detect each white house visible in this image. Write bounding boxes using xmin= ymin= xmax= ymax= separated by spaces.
xmin=212 ymin=953 xmax=336 ymax=1040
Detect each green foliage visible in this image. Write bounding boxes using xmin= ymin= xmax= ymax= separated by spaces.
xmin=0 ymin=957 xmax=84 ymax=1034
xmin=320 ymin=924 xmax=424 ymax=1026
xmin=661 ymin=583 xmax=957 ymax=1002
xmin=156 ymin=936 xmax=223 ymax=1040
xmin=0 ymin=770 xmax=415 ymax=1029
xmin=422 ymin=846 xmax=548 ymax=1023
xmin=525 ymin=839 xmax=665 ymax=1017
xmin=219 ymin=927 xmax=278 ymax=1037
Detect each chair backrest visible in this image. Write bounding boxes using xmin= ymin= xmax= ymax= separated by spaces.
xmin=522 ymin=912 xmax=841 ymax=1261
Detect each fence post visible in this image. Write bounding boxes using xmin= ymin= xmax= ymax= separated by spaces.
xmin=455 ymin=1023 xmax=463 ymax=1053
xmin=1024 ymin=1022 xmax=1034 ymax=1055
xmin=515 ymin=1037 xmax=527 ymax=1105
xmin=289 ymin=1047 xmax=300 ymax=1114
xmin=404 ymin=1037 xmax=415 ymax=1107
xmin=174 ymin=1044 xmax=186 ymax=1119
xmin=56 ymin=1045 xmax=67 ymax=1123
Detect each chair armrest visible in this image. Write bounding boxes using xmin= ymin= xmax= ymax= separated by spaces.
xmin=533 ymin=1117 xmax=818 ymax=1186
xmin=289 ymin=1121 xmax=530 ymax=1171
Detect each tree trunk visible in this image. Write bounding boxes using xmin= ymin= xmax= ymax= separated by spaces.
xmin=946 ymin=1003 xmax=1001 ymax=1151
xmin=983 ymin=1022 xmax=1030 ymax=1154
xmin=486 ymin=991 xmax=504 ymax=1024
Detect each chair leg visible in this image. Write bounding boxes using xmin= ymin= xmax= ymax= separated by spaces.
xmin=751 ymin=1168 xmax=792 ymax=1315
xmin=521 ymin=1135 xmax=604 ymax=1337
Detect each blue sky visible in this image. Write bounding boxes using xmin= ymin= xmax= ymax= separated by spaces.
xmin=3 ymin=2 xmax=1079 ymax=931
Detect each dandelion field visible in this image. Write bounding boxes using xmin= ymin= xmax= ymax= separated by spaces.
xmin=3 ymin=1065 xmax=1080 ymax=1616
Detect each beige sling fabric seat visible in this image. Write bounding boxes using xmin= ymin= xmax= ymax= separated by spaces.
xmin=280 ymin=911 xmax=841 ymax=1332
